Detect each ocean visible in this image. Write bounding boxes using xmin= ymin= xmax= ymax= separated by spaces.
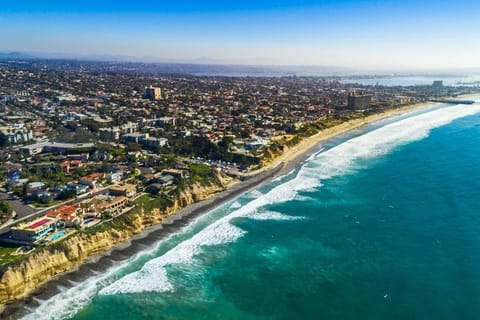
xmin=341 ymin=75 xmax=480 ymax=87
xmin=19 ymin=98 xmax=480 ymax=320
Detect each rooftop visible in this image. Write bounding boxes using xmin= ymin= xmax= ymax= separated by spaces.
xmin=110 ymin=183 xmax=136 ymax=193
xmin=22 ymin=141 xmax=95 ymax=150
xmin=46 ymin=204 xmax=79 ymax=219
xmin=12 ymin=216 xmax=57 ymax=231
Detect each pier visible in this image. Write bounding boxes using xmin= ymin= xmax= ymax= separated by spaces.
xmin=430 ymin=99 xmax=475 ymax=105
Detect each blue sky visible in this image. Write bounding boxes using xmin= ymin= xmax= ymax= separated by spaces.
xmin=1 ymin=1 xmax=479 ymax=69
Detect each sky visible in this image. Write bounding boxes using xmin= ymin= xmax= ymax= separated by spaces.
xmin=1 ymin=0 xmax=480 ymax=69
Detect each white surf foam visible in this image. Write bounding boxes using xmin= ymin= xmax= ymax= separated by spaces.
xmin=302 ymin=103 xmax=480 ymax=180
xmin=20 ymin=234 xmax=177 ymax=320
xmin=100 ymin=163 xmax=320 ymax=295
xmin=24 ymin=103 xmax=480 ymax=317
xmin=245 ymin=189 xmax=264 ymax=198
xmin=229 ymin=201 xmax=242 ymax=209
xmin=304 ymin=147 xmax=325 ymax=162
xmin=100 ymin=216 xmax=247 ymax=295
xmin=271 ymin=168 xmax=296 ymax=183
xmin=101 ymin=103 xmax=480 ymax=296
xmin=21 ymin=265 xmax=124 ymax=320
xmin=294 ymin=195 xmax=314 ymax=201
xmin=248 ymin=210 xmax=306 ymax=221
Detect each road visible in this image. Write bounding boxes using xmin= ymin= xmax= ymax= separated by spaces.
xmin=0 ymin=192 xmax=37 ymax=219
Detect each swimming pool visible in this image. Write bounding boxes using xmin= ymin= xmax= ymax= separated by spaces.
xmin=51 ymin=231 xmax=66 ymax=241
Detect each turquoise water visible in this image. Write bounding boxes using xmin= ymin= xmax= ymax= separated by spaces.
xmin=22 ymin=100 xmax=480 ymax=320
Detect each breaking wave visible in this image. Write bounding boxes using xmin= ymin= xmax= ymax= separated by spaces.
xmin=247 ymin=210 xmax=306 ymax=221
xmin=229 ymin=201 xmax=242 ymax=209
xmin=245 ymin=189 xmax=264 ymax=198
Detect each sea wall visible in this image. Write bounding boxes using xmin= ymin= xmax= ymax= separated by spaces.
xmin=0 ymin=177 xmax=229 ymax=310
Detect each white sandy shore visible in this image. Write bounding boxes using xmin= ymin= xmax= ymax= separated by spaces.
xmin=247 ymin=101 xmax=433 ymax=177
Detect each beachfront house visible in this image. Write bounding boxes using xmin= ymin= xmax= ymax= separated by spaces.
xmin=46 ymin=204 xmax=83 ymax=227
xmin=96 ymin=196 xmax=129 ymax=218
xmin=109 ymin=183 xmax=137 ymax=198
xmin=11 ymin=216 xmax=58 ymax=243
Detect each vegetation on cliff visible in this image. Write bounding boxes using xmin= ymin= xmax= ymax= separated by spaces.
xmin=0 ymin=171 xmax=233 ymax=309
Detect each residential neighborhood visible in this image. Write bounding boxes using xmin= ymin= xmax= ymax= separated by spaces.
xmin=0 ymin=59 xmax=478 ymax=252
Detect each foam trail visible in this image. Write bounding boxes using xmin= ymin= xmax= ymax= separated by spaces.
xmin=20 ymin=235 xmax=175 ymax=320
xmin=32 ymin=297 xmax=45 ymax=304
xmin=229 ymin=201 xmax=242 ymax=209
xmin=101 ymin=164 xmax=320 ymax=295
xmin=303 ymin=103 xmax=480 ymax=180
xmin=271 ymin=148 xmax=324 ymax=184
xmin=22 ymin=103 xmax=480 ymax=318
xmin=21 ymin=267 xmax=122 ymax=320
xmin=271 ymin=169 xmax=295 ymax=183
xmin=294 ymin=195 xmax=314 ymax=201
xmin=305 ymin=147 xmax=325 ymax=162
xmin=248 ymin=210 xmax=306 ymax=221
xmin=245 ymin=189 xmax=264 ymax=198
xmin=101 ymin=103 xmax=480 ymax=296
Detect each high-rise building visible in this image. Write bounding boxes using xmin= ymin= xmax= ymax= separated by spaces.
xmin=347 ymin=92 xmax=372 ymax=110
xmin=144 ymin=86 xmax=162 ymax=100
xmin=432 ymin=80 xmax=443 ymax=88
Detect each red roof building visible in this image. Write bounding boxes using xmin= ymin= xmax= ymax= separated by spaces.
xmin=46 ymin=204 xmax=82 ymax=226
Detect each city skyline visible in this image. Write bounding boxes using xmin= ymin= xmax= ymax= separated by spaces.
xmin=1 ymin=0 xmax=480 ymax=69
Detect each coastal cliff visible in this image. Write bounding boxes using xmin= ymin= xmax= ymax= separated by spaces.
xmin=0 ymin=175 xmax=232 ymax=310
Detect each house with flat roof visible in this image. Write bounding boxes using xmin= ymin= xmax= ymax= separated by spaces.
xmin=96 ymin=196 xmax=129 ymax=218
xmin=109 ymin=183 xmax=136 ymax=198
xmin=155 ymin=174 xmax=175 ymax=187
xmin=11 ymin=216 xmax=58 ymax=243
xmin=20 ymin=142 xmax=95 ymax=156
xmin=107 ymin=171 xmax=123 ymax=183
xmin=66 ymin=182 xmax=89 ymax=195
xmin=161 ymin=169 xmax=184 ymax=179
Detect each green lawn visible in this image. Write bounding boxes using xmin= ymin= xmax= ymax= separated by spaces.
xmin=133 ymin=194 xmax=172 ymax=212
xmin=134 ymin=194 xmax=153 ymax=206
xmin=31 ymin=200 xmax=64 ymax=208
xmin=0 ymin=244 xmax=25 ymax=266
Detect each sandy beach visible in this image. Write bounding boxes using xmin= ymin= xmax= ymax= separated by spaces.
xmin=252 ymin=101 xmax=432 ymax=176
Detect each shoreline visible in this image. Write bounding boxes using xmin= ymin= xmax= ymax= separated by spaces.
xmin=260 ymin=101 xmax=432 ymax=176
xmin=2 ymin=100 xmax=438 ymax=318
xmin=2 ymin=164 xmax=285 ymax=318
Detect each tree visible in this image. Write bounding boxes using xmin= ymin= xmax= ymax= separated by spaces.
xmin=0 ymin=200 xmax=13 ymax=216
xmin=0 ymin=132 xmax=8 ymax=148
xmin=80 ymin=119 xmax=100 ymax=133
xmin=218 ymin=136 xmax=233 ymax=150
xmin=100 ymin=161 xmax=111 ymax=173
xmin=57 ymin=189 xmax=76 ymax=200
xmin=126 ymin=142 xmax=142 ymax=152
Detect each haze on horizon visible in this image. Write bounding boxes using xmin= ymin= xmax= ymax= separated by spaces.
xmin=1 ymin=0 xmax=479 ymax=70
